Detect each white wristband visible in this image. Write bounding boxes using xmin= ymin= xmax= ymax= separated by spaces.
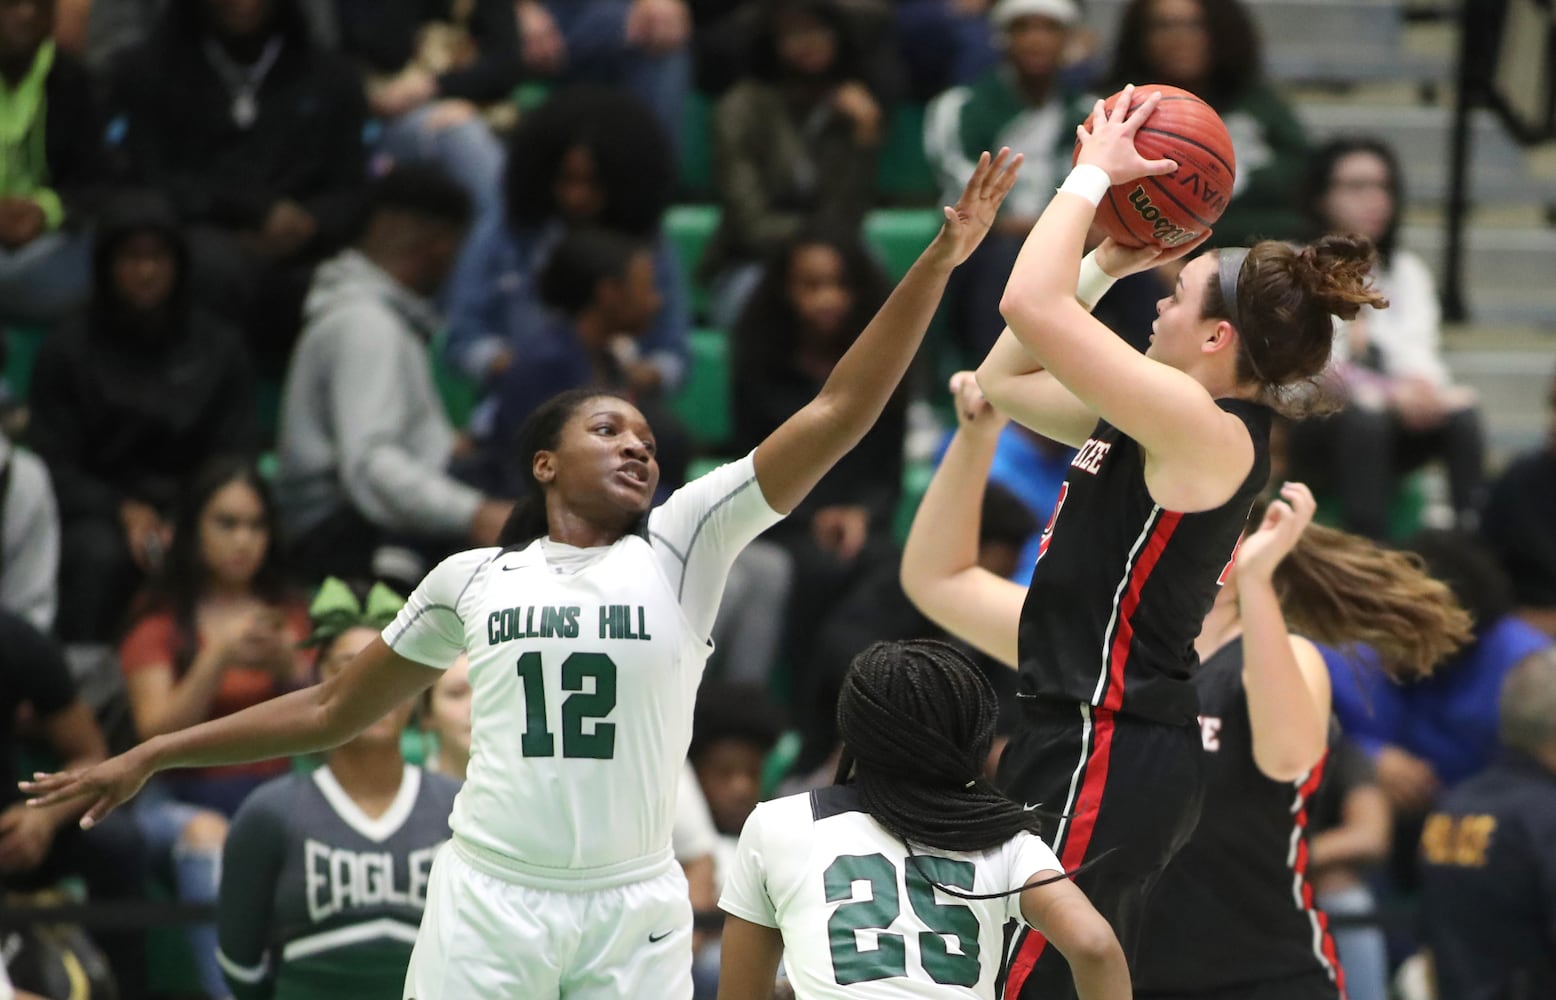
xmin=1057 ymin=164 xmax=1112 ymax=207
xmin=1076 ymin=250 xmax=1117 ymax=312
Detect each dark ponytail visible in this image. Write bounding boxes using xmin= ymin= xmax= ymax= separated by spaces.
xmin=496 ymin=388 xmax=632 ymax=549
xmin=1205 ymin=234 xmax=1389 ymax=416
xmin=836 ymin=641 xmax=1091 ymax=900
xmin=836 ymin=640 xmax=1039 ymax=854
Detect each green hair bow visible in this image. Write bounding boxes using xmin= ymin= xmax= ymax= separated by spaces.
xmin=301 ymin=577 xmax=406 ymax=649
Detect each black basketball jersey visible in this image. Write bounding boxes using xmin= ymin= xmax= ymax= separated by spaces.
xmin=1017 ymin=399 xmax=1270 ymax=725
xmin=1132 ymin=642 xmax=1344 ymax=995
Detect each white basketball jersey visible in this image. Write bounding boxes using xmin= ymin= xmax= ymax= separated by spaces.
xmin=384 ymin=455 xmax=782 ymax=890
xmin=720 ymin=788 xmax=1063 ymax=999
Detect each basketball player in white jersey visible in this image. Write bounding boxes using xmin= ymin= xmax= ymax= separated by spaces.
xmin=21 ymin=151 xmax=1023 ymax=1000
xmin=717 ymin=640 xmax=1129 ymax=1000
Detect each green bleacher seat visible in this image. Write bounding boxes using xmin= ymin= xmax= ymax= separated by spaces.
xmin=665 ymin=204 xmax=721 ymax=322
xmin=680 ymin=90 xmax=715 ymax=199
xmin=876 ymin=104 xmax=937 ymax=205
xmin=429 ymin=332 xmax=480 ymax=429
xmin=2 ymin=324 xmax=47 ymax=403
xmin=864 ymin=209 xmax=944 ymax=283
xmin=669 ymin=327 xmax=732 ymax=450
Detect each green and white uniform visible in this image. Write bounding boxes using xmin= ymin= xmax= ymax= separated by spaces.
xmin=216 ymin=764 xmax=460 ymax=1000
xmin=720 ymin=786 xmax=1063 ymax=999
xmin=383 ymin=454 xmax=784 ymax=999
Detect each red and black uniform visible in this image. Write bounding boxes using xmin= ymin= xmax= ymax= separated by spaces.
xmin=1133 ymin=642 xmax=1345 ymax=1000
xmin=998 ymin=398 xmax=1270 ymax=1000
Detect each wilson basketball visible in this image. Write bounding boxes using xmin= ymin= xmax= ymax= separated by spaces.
xmin=1073 ymin=84 xmax=1237 ymax=249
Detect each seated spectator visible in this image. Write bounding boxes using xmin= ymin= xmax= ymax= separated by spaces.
xmin=0 ymin=419 xmax=60 ymax=633
xmin=515 ymin=0 xmax=690 ymax=140
xmin=444 ymin=85 xmax=688 ymax=394
xmin=702 ymin=0 xmax=883 ymax=328
xmin=419 ymin=651 xmax=470 ymax=781
xmin=0 ymin=609 xmax=148 ymax=1000
xmin=1307 ymin=736 xmax=1392 ymax=1000
xmin=276 ymin=166 xmax=512 ymax=587
xmin=731 ymin=229 xmax=903 ymax=721
xmin=0 ymin=0 xmax=97 ymax=327
xmin=28 ymin=189 xmax=258 ymax=642
xmin=1291 ymin=138 xmax=1485 ymax=540
xmin=924 ymin=0 xmax=1089 ymax=357
xmin=691 ymin=681 xmax=787 ymax=876
xmin=1324 ymin=530 xmax=1551 ymax=888
xmin=1480 ymin=366 xmax=1556 ymax=636
xmin=689 ymin=0 xmax=900 ymax=102
xmin=329 ymin=0 xmax=517 ymax=220
xmin=479 ymin=226 xmax=689 ymax=498
xmin=1419 ymin=647 xmax=1556 ymax=1000
xmin=217 ymin=577 xmax=458 ymax=1000
xmin=120 ymin=459 xmax=307 ymax=997
xmin=894 ymin=0 xmax=999 ymax=101
xmin=108 ymin=0 xmax=368 ymax=374
xmin=1104 ymin=0 xmax=1308 ymax=247
xmin=688 ymin=681 xmax=785 ymax=998
xmin=120 ymin=459 xmax=311 ymax=813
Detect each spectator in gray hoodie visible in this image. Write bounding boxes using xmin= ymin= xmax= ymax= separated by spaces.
xmin=276 ymin=165 xmax=512 ymax=588
xmin=0 ymin=428 xmax=59 ymax=634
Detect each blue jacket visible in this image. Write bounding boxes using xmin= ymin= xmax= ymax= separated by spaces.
xmin=443 ymin=214 xmax=690 ymax=389
xmin=1322 ymin=617 xmax=1553 ymax=786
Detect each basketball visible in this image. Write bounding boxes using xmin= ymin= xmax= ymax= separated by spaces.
xmin=1073 ymin=84 xmax=1237 ymax=249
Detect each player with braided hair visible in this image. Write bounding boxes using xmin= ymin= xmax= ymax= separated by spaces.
xmin=717 ymin=639 xmax=1129 ymax=1000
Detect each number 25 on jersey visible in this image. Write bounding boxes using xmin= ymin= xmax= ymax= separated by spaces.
xmin=514 ymin=651 xmax=618 ymax=759
xmin=826 ymin=854 xmax=981 ymax=987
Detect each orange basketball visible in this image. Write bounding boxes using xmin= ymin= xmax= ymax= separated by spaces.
xmin=1072 ymin=84 xmax=1237 ymax=249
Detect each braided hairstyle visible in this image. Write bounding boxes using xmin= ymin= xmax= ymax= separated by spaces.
xmin=836 ymin=640 xmax=1081 ymax=899
xmin=835 ymin=640 xmax=1041 ymax=845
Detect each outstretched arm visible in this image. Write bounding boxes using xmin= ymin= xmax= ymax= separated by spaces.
xmin=753 ymin=150 xmax=1022 ymax=514
xmin=900 ymin=373 xmax=1027 ymax=668
xmin=995 ymin=87 xmax=1251 ymax=511
xmin=977 ymin=239 xmax=1199 ymax=448
xmin=22 ymin=640 xmax=440 ymax=828
xmin=1236 ymin=483 xmax=1333 ymax=782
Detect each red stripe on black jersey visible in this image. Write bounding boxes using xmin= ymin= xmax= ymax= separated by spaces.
xmin=1003 ymin=706 xmax=1119 ymax=999
xmin=1096 ymin=510 xmax=1183 ymax=711
xmin=1292 ymin=756 xmax=1348 ymax=997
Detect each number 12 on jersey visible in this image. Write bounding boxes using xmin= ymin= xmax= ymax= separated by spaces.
xmin=514 ymin=651 xmax=617 ymax=759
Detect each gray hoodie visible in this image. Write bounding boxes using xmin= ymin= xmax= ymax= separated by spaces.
xmin=275 ymin=249 xmax=483 ymax=540
xmin=0 ymin=433 xmax=60 ymax=632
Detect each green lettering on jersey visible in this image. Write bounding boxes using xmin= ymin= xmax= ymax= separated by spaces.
xmin=512 ymin=651 xmax=618 ymax=759
xmin=825 ymin=854 xmax=907 ymax=984
xmin=822 ymin=854 xmax=982 ymax=988
xmin=906 ymin=856 xmax=980 ymax=986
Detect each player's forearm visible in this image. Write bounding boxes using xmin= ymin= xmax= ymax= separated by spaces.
xmin=814 ymin=242 xmax=954 ymax=438
xmin=1067 ymin=935 xmax=1132 ymax=1000
xmin=142 ymin=684 xmax=346 ymax=772
xmin=1240 ymin=580 xmax=1328 ymax=782
xmin=901 ymin=427 xmax=998 ymax=602
xmin=999 ymin=192 xmax=1094 ymax=349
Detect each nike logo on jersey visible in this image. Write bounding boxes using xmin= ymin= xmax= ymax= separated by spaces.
xmin=648 ymin=930 xmax=674 ymax=943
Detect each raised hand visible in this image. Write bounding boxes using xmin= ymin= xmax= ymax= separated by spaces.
xmin=1094 ymin=230 xmax=1212 ymax=279
xmin=1235 ymin=481 xmax=1317 ymax=584
xmin=1075 ymin=84 xmax=1178 ymax=187
xmin=929 ymin=147 xmax=1023 ymax=268
xmin=950 ymin=370 xmax=1008 ymax=438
